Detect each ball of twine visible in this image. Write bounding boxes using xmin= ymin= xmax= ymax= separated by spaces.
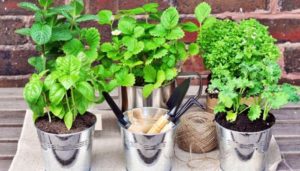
xmin=176 ymin=110 xmax=217 ymax=153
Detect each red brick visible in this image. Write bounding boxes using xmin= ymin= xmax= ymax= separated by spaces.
xmin=176 ymin=0 xmax=269 ymax=14
xmin=283 ymin=46 xmax=300 ymax=73
xmin=119 ymin=0 xmax=169 ymax=11
xmin=181 ymin=18 xmax=200 ymax=43
xmin=260 ymin=18 xmax=300 ymax=43
xmin=86 ymin=0 xmax=118 ymax=14
xmin=0 ymin=50 xmax=36 ymax=75
xmin=0 ymin=18 xmax=28 ymax=45
xmin=280 ymin=0 xmax=300 ymax=11
xmin=182 ymin=55 xmax=206 ymax=72
xmin=0 ymin=0 xmax=65 ymax=15
xmin=280 ymin=73 xmax=300 ymax=85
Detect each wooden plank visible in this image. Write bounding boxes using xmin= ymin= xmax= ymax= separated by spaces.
xmin=0 ymin=99 xmax=27 ymax=111
xmin=276 ymin=137 xmax=300 ymax=154
xmin=278 ymin=153 xmax=300 ymax=171
xmin=0 ymin=111 xmax=25 ymax=127
xmin=0 ymin=142 xmax=17 ymax=159
xmin=0 ymin=88 xmax=23 ymax=99
xmin=272 ymin=109 xmax=300 ymax=121
xmin=0 ymin=159 xmax=12 ymax=171
xmin=0 ymin=127 xmax=21 ymax=142
xmin=273 ymin=122 xmax=300 ymax=137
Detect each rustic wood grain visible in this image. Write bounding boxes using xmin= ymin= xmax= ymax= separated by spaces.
xmin=0 ymin=111 xmax=25 ymax=127
xmin=0 ymin=127 xmax=21 ymax=142
xmin=0 ymin=142 xmax=17 ymax=159
xmin=0 ymin=160 xmax=12 ymax=171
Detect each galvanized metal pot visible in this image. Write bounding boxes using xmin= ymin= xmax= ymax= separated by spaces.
xmin=120 ymin=72 xmax=202 ymax=112
xmin=121 ymin=107 xmax=176 ymax=171
xmin=36 ymin=118 xmax=96 ymax=171
xmin=215 ymin=118 xmax=274 ymax=171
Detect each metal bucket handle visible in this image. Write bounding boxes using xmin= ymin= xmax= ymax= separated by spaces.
xmin=177 ymin=72 xmax=203 ymax=100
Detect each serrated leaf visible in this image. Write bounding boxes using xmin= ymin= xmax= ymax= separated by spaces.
xmin=219 ymin=92 xmax=233 ymax=108
xmin=188 ymin=43 xmax=199 ymax=55
xmin=143 ymin=3 xmax=158 ymax=13
xmin=50 ymin=26 xmax=72 ymax=42
xmin=118 ymin=16 xmax=136 ymax=35
xmin=116 ymin=73 xmax=135 ymax=86
xmin=64 ymin=110 xmax=73 ymax=129
xmin=71 ymin=0 xmax=84 ymax=16
xmin=76 ymin=81 xmax=95 ymax=101
xmin=75 ymin=14 xmax=97 ymax=23
xmin=81 ymin=28 xmax=100 ymax=49
xmin=226 ymin=111 xmax=237 ymax=122
xmin=248 ymin=104 xmax=261 ymax=121
xmin=63 ymin=39 xmax=84 ymax=55
xmin=154 ymin=70 xmax=165 ymax=88
xmin=161 ymin=7 xmax=179 ymax=29
xmin=166 ymin=27 xmax=184 ymax=40
xmin=134 ymin=26 xmax=145 ymax=38
xmin=101 ymin=42 xmax=114 ymax=52
xmin=56 ymin=55 xmax=81 ymax=76
xmin=28 ymin=56 xmax=45 ymax=73
xmin=144 ymin=65 xmax=157 ymax=83
xmin=195 ymin=2 xmax=211 ymax=23
xmin=15 ymin=28 xmax=31 ymax=36
xmin=18 ymin=2 xmax=40 ymax=12
xmin=30 ymin=23 xmax=52 ymax=45
xmin=153 ymin=49 xmax=168 ymax=59
xmin=149 ymin=24 xmax=167 ymax=37
xmin=38 ymin=0 xmax=53 ymax=8
xmin=49 ymin=83 xmax=66 ymax=105
xmin=165 ymin=68 xmax=177 ymax=80
xmin=98 ymin=10 xmax=113 ymax=25
xmin=182 ymin=22 xmax=199 ymax=32
xmin=143 ymin=84 xmax=154 ymax=97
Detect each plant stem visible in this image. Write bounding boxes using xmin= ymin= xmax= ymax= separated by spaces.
xmin=65 ymin=93 xmax=73 ymax=120
xmin=42 ymin=93 xmax=51 ymax=123
xmin=70 ymin=88 xmax=77 ymax=116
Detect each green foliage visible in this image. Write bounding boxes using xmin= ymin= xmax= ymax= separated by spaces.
xmin=198 ymin=17 xmax=300 ymax=122
xmin=97 ymin=3 xmax=209 ymax=97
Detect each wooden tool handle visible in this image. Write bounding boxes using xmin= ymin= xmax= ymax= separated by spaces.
xmin=147 ymin=115 xmax=169 ymax=134
xmin=160 ymin=122 xmax=174 ymax=133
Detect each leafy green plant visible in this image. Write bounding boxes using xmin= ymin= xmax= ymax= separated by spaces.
xmin=18 ymin=0 xmax=112 ymax=129
xmin=197 ymin=14 xmax=299 ymax=122
xmin=96 ymin=3 xmax=210 ymax=97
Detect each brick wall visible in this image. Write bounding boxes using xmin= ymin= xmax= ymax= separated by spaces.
xmin=0 ymin=0 xmax=299 ymax=87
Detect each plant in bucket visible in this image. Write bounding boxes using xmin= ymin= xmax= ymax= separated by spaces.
xmin=197 ymin=14 xmax=300 ymax=171
xmin=16 ymin=0 xmax=110 ymax=170
xmin=97 ymin=3 xmax=205 ymax=111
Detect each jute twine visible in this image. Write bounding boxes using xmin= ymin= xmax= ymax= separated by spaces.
xmin=176 ymin=110 xmax=217 ymax=153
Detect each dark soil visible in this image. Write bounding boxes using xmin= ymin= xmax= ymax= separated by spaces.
xmin=215 ymin=111 xmax=275 ymax=132
xmin=35 ymin=112 xmax=96 ymax=134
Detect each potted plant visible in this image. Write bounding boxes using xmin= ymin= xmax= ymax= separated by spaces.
xmin=96 ymin=3 xmax=207 ymax=111
xmin=198 ymin=16 xmax=300 ymax=170
xmin=16 ymin=0 xmax=106 ymax=170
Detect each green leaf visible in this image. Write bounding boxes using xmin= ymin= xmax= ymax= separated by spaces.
xmin=74 ymin=91 xmax=90 ymax=115
xmin=166 ymin=27 xmax=184 ymax=40
xmin=15 ymin=28 xmax=31 ymax=36
xmin=134 ymin=26 xmax=145 ymax=38
xmin=143 ymin=84 xmax=154 ymax=97
xmin=188 ymin=43 xmax=199 ymax=55
xmin=30 ymin=96 xmax=45 ymax=121
xmin=116 ymin=72 xmax=135 ymax=87
xmin=248 ymin=104 xmax=261 ymax=121
xmin=76 ymin=14 xmax=98 ymax=22
xmin=30 ymin=23 xmax=52 ymax=45
xmin=44 ymin=72 xmax=60 ymax=90
xmin=76 ymin=81 xmax=95 ymax=101
xmin=226 ymin=111 xmax=237 ymax=122
xmin=153 ymin=49 xmax=168 ymax=59
xmin=56 ymin=55 xmax=81 ymax=75
xmin=118 ymin=16 xmax=136 ymax=35
xmin=64 ymin=111 xmax=73 ymax=130
xmin=23 ymin=79 xmax=43 ymax=104
xmin=28 ymin=56 xmax=45 ymax=73
xmin=50 ymin=26 xmax=72 ymax=42
xmin=50 ymin=104 xmax=64 ymax=119
xmin=154 ymin=70 xmax=165 ymax=88
xmin=144 ymin=65 xmax=157 ymax=83
xmin=58 ymin=75 xmax=79 ymax=90
xmin=38 ymin=0 xmax=53 ymax=8
xmin=143 ymin=3 xmax=158 ymax=13
xmin=165 ymin=68 xmax=177 ymax=80
xmin=195 ymin=2 xmax=211 ymax=23
xmin=149 ymin=24 xmax=167 ymax=37
xmin=182 ymin=22 xmax=199 ymax=32
xmin=161 ymin=7 xmax=179 ymax=29
xmin=49 ymin=83 xmax=66 ymax=105
xmin=18 ymin=2 xmax=40 ymax=12
xmin=81 ymin=28 xmax=100 ymax=49
xmin=63 ymin=39 xmax=84 ymax=56
xmin=219 ymin=92 xmax=233 ymax=108
xmin=98 ymin=10 xmax=113 ymax=25
xmin=70 ymin=0 xmax=84 ymax=16
xmin=100 ymin=42 xmax=114 ymax=52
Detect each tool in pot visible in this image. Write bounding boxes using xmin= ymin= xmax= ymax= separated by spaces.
xmin=147 ymin=79 xmax=191 ymax=134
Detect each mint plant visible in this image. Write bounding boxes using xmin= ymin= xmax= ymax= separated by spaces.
xmin=17 ymin=0 xmax=114 ymax=129
xmin=96 ymin=3 xmax=210 ymax=97
xmin=198 ymin=16 xmax=299 ymax=122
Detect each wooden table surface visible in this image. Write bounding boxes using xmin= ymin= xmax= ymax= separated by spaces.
xmin=0 ymin=88 xmax=299 ymax=171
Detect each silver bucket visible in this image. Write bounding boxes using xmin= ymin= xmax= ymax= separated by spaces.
xmin=120 ymin=72 xmax=203 ymax=112
xmin=215 ymin=119 xmax=274 ymax=171
xmin=36 ymin=118 xmax=96 ymax=171
xmin=121 ymin=107 xmax=176 ymax=171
